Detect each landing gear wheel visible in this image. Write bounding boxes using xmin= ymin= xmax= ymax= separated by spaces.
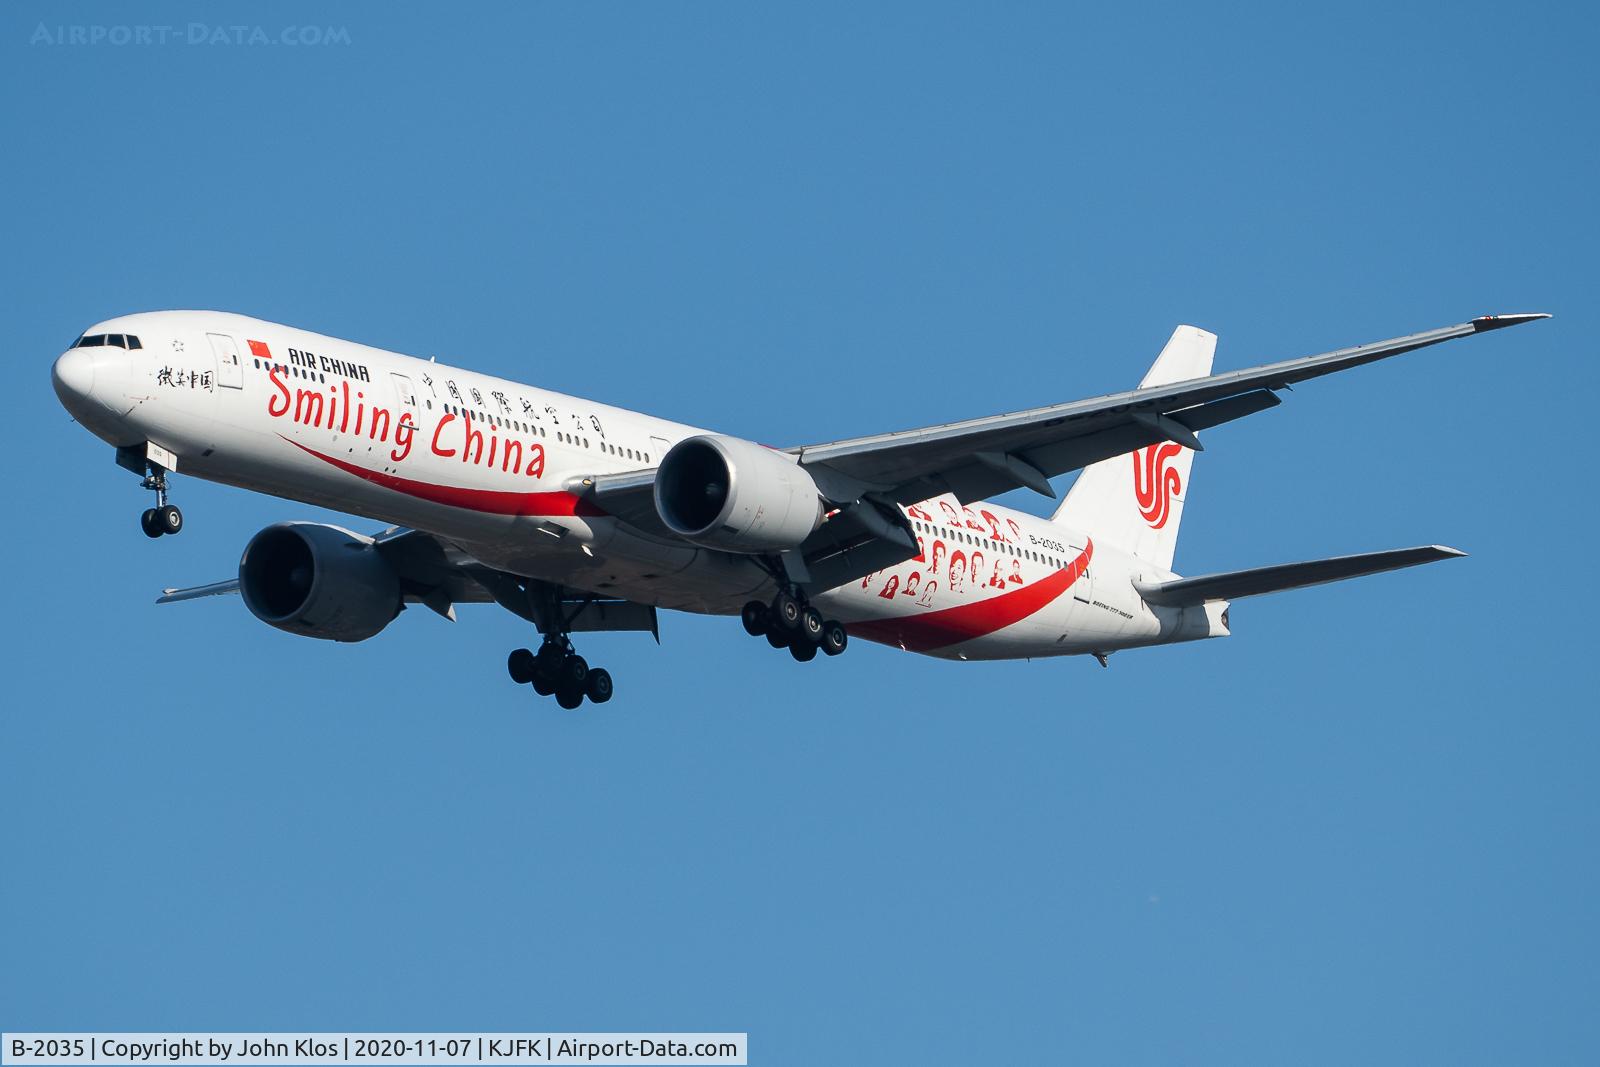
xmin=507 ymin=648 xmax=535 ymax=684
xmin=519 ymin=598 xmax=613 ymax=707
xmin=789 ymin=640 xmax=818 ymax=662
xmin=820 ymin=621 xmax=849 ymax=657
xmin=772 ymin=591 xmax=802 ymax=632
xmin=741 ymin=600 xmax=769 ymax=636
xmin=765 ymin=627 xmax=790 ymax=649
xmin=137 ymin=463 xmax=180 ymax=538
xmin=800 ymin=607 xmax=826 ymax=644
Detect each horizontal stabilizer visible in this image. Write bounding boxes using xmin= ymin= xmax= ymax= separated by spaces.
xmin=157 ymin=579 xmax=240 ymax=603
xmin=1134 ymin=545 xmax=1466 ymax=606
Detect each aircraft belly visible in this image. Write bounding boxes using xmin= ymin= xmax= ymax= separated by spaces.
xmin=461 ymin=526 xmax=771 ymax=613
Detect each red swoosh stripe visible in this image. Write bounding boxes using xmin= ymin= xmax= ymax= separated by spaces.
xmin=849 ymin=540 xmax=1094 ymax=652
xmin=285 ymin=437 xmax=603 ymax=517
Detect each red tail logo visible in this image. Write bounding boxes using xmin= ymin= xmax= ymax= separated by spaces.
xmin=1132 ymin=443 xmax=1183 ymax=529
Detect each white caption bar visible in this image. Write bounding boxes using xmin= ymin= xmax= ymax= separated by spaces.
xmin=2 ymin=1035 xmax=747 ymax=1066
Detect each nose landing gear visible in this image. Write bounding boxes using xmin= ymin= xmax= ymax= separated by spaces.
xmin=741 ymin=590 xmax=848 ymax=663
xmin=137 ymin=464 xmax=183 ymax=538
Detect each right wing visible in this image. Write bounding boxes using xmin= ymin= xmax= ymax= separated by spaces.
xmin=581 ymin=314 xmax=1546 ymax=518
xmin=789 ymin=314 xmax=1549 ymax=506
xmin=572 ymin=313 xmax=1545 ymax=593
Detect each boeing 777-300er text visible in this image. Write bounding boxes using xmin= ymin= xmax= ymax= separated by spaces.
xmin=51 ymin=310 xmax=1546 ymax=707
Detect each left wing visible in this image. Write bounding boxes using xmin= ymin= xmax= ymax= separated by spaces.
xmin=157 ymin=528 xmax=658 ymax=637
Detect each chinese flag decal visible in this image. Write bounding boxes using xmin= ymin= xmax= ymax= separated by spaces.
xmin=247 ymin=339 xmax=272 ymax=359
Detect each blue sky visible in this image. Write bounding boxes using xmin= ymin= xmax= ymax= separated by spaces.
xmin=2 ymin=2 xmax=1595 ymax=1063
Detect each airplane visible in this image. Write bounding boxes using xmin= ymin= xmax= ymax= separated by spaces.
xmin=50 ymin=309 xmax=1547 ymax=708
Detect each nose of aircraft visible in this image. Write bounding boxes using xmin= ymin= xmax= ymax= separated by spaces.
xmin=51 ymin=346 xmax=96 ymax=407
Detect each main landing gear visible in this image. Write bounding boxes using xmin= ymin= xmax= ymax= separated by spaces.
xmin=740 ymin=590 xmax=848 ymax=663
xmin=507 ymin=637 xmax=614 ymax=710
xmin=138 ymin=464 xmax=183 ymax=538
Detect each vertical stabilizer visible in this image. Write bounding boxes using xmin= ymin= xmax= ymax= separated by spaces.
xmin=1050 ymin=325 xmax=1216 ymax=570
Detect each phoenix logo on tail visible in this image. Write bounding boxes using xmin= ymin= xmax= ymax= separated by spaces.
xmin=1133 ymin=442 xmax=1184 ymax=528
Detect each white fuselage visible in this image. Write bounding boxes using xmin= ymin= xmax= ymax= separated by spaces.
xmin=54 ymin=311 xmax=1227 ymax=661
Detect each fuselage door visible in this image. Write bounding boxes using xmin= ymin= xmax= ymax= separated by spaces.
xmin=649 ymin=436 xmax=672 ymax=466
xmin=208 ymin=333 xmax=243 ymax=389
xmin=1071 ymin=542 xmax=1093 ymax=604
xmin=392 ymin=373 xmax=417 ymax=413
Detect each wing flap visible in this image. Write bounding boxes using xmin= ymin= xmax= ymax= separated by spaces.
xmin=867 ymin=388 xmax=1279 ymax=507
xmin=1134 ymin=545 xmax=1467 ymax=606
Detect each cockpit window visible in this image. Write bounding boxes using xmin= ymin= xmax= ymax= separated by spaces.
xmin=71 ymin=333 xmax=141 ymax=349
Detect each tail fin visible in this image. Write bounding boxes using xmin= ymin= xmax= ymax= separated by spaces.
xmin=1051 ymin=325 xmax=1216 ymax=570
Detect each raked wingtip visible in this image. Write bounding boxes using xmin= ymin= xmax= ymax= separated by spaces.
xmin=1471 ymin=312 xmax=1551 ymax=332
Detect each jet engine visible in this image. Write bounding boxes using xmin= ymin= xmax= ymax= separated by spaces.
xmin=238 ymin=522 xmax=402 ymax=642
xmin=654 ymin=435 xmax=826 ymax=553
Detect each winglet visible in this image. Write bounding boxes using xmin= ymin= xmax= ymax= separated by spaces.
xmin=1472 ymin=313 xmax=1551 ymax=333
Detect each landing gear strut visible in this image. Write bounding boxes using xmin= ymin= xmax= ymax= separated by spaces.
xmin=740 ymin=588 xmax=848 ymax=663
xmin=138 ymin=464 xmax=182 ymax=538
xmin=503 ymin=583 xmax=620 ymax=710
xmin=506 ymin=635 xmax=614 ymax=709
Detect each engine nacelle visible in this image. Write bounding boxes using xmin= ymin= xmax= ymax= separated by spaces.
xmin=654 ymin=434 xmax=825 ymax=553
xmin=238 ymin=522 xmax=402 ymax=642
